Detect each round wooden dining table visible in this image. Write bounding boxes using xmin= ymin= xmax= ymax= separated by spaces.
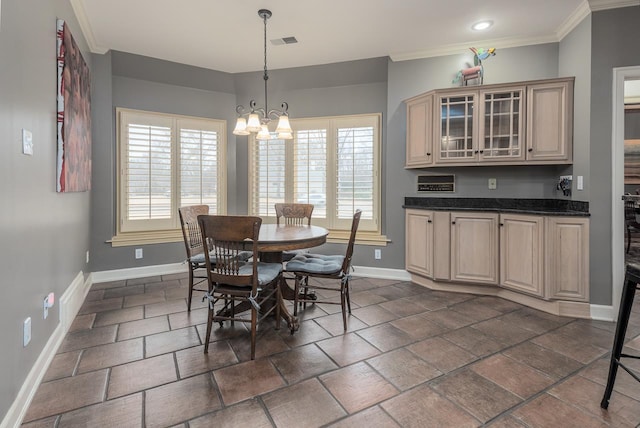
xmin=258 ymin=224 xmax=329 ymax=258
xmin=257 ymin=224 xmax=329 ymax=331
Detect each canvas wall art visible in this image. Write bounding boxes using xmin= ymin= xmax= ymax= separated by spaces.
xmin=56 ymin=19 xmax=91 ymax=192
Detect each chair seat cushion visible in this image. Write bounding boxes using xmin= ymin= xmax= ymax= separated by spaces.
xmin=239 ymin=262 xmax=282 ymax=286
xmin=282 ymin=249 xmax=307 ymax=262
xmin=285 ymin=254 xmax=344 ymax=275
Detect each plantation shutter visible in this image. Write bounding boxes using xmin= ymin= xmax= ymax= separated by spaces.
xmin=117 ymin=109 xmax=227 ymax=237
xmin=178 ymin=118 xmax=223 ymax=213
xmin=294 ymin=128 xmax=327 ymax=218
xmin=335 ymin=116 xmax=378 ymax=231
xmin=247 ymin=114 xmax=380 ymax=233
xmin=251 ymin=137 xmax=286 ymax=216
xmin=121 ymin=112 xmax=174 ymax=232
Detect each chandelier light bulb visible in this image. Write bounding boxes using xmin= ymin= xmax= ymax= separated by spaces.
xmin=246 ymin=113 xmax=262 ymax=132
xmin=233 ymin=117 xmax=250 ymax=136
xmin=256 ymin=124 xmax=272 ymax=141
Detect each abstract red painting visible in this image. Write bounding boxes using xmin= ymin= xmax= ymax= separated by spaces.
xmin=56 ymin=19 xmax=91 ymax=192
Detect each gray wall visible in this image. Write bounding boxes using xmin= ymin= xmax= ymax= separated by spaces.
xmin=90 ymin=55 xmax=389 ymax=271
xmin=0 ymin=0 xmax=92 ymax=419
xmin=590 ymin=6 xmax=640 ymax=305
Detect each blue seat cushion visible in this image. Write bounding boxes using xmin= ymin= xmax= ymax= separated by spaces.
xmin=285 ymin=254 xmax=344 ymax=275
xmin=238 ymin=262 xmax=282 ymax=286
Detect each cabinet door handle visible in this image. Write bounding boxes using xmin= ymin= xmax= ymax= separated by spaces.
xmin=528 ymin=148 xmax=533 ymax=152
xmin=426 ymin=152 xmax=431 ymax=156
xmin=427 ymin=219 xmax=432 ymax=223
xmin=474 ymin=150 xmax=479 ymax=154
xmin=451 ymin=221 xmax=456 ymax=225
xmin=500 ymin=223 xmax=504 ymax=226
xmin=479 ymin=150 xmax=484 ymax=154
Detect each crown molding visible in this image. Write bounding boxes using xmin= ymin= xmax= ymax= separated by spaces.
xmin=70 ymin=0 xmax=108 ymax=54
xmin=588 ymin=0 xmax=640 ymax=11
xmin=390 ymin=34 xmax=558 ymax=62
xmin=557 ymin=0 xmax=592 ymax=40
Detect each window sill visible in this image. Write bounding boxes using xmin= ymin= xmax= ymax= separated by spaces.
xmin=326 ymin=231 xmax=389 ymax=246
xmin=109 ymin=230 xmax=183 ymax=247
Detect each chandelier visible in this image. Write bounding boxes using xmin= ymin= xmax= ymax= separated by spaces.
xmin=233 ymin=9 xmax=293 ymax=141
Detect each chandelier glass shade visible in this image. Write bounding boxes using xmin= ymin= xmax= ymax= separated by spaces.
xmin=233 ymin=9 xmax=293 ymax=141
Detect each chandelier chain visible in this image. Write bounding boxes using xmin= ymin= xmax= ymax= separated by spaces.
xmin=263 ymin=12 xmax=269 ymax=115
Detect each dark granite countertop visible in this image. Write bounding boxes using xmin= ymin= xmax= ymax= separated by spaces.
xmin=403 ymin=197 xmax=590 ymax=216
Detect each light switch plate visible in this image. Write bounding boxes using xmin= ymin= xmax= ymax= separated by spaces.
xmin=22 ymin=129 xmax=33 ymax=155
xmin=23 ymin=317 xmax=31 ymax=347
xmin=488 ymin=178 xmax=497 ymax=190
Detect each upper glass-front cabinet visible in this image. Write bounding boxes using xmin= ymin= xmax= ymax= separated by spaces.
xmin=478 ymin=87 xmax=526 ymax=161
xmin=436 ymin=92 xmax=477 ymax=163
xmin=404 ymin=77 xmax=573 ymax=168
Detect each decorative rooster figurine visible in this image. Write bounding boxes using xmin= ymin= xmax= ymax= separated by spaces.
xmin=453 ymin=47 xmax=496 ymax=86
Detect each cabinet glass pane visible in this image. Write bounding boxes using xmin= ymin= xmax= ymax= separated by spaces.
xmin=481 ymin=91 xmax=522 ymax=158
xmin=440 ymin=95 xmax=474 ymax=159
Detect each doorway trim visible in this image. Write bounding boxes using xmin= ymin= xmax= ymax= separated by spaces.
xmin=609 ymin=65 xmax=640 ymax=320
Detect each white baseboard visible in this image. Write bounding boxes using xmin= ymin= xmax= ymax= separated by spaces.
xmin=352 ymin=265 xmax=412 ymax=282
xmin=60 ymin=272 xmax=91 ymax=332
xmin=0 ymin=272 xmax=88 ymax=428
xmin=91 ymin=262 xmax=188 ymax=284
xmin=590 ymin=304 xmax=616 ymax=322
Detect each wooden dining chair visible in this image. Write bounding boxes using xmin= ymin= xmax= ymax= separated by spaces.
xmin=285 ymin=210 xmax=361 ymax=332
xmin=198 ymin=215 xmax=283 ymax=360
xmin=625 ymin=198 xmax=640 ymax=254
xmin=274 ymin=203 xmax=314 ymax=262
xmin=178 ymin=205 xmax=210 ymax=311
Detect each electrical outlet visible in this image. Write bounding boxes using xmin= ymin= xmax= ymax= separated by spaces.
xmin=577 ymin=175 xmax=584 ymax=190
xmin=43 ymin=292 xmax=54 ymax=319
xmin=374 ymin=249 xmax=382 ymax=260
xmin=135 ymin=248 xmax=143 ymax=259
xmin=488 ymin=178 xmax=497 ymax=190
xmin=22 ymin=129 xmax=33 ymax=155
xmin=23 ymin=317 xmax=31 ymax=347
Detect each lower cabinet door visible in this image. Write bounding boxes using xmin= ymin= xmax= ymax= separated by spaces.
xmin=450 ymin=212 xmax=499 ymax=285
xmin=499 ymin=214 xmax=544 ymax=297
xmin=405 ymin=210 xmax=433 ymax=277
xmin=545 ymin=217 xmax=589 ymax=302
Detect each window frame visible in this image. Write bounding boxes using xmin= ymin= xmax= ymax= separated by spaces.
xmin=248 ymin=113 xmax=385 ymax=243
xmin=112 ymin=108 xmax=227 ymax=247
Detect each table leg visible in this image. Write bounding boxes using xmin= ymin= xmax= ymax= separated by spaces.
xmin=259 ymin=251 xmax=302 ymax=331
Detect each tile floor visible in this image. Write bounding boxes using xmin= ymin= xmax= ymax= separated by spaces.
xmin=21 ymin=273 xmax=640 ymax=427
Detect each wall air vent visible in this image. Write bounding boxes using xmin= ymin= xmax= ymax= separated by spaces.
xmin=417 ymin=174 xmax=455 ymax=192
xmin=271 ymin=37 xmax=298 ymax=45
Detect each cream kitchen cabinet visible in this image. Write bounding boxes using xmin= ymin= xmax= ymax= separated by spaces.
xmin=405 ymin=209 xmax=451 ymax=281
xmin=526 ymin=80 xmax=573 ymax=162
xmin=499 ymin=214 xmax=544 ymax=297
xmin=545 ymin=216 xmax=589 ymax=302
xmin=450 ymin=212 xmax=499 ymax=285
xmin=405 ymin=209 xmax=434 ymax=277
xmin=404 ymin=77 xmax=574 ymax=168
xmin=405 ymin=93 xmax=434 ymax=167
xmin=405 ymin=208 xmax=590 ymax=315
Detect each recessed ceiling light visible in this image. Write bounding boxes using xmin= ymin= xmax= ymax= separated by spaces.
xmin=472 ymin=20 xmax=493 ymax=31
